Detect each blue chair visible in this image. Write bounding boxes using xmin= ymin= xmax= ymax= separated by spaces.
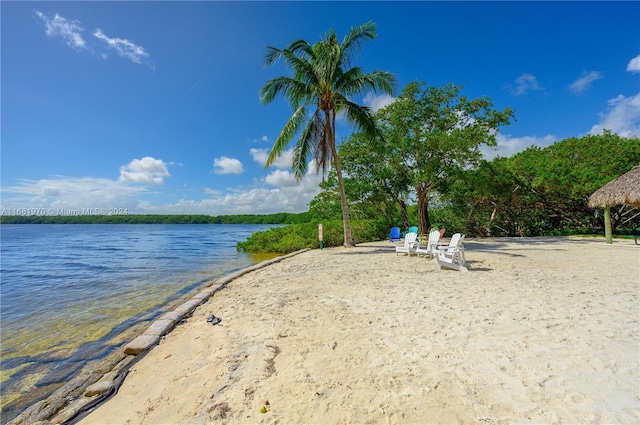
xmin=389 ymin=227 xmax=401 ymax=243
xmin=408 ymin=226 xmax=419 ymax=234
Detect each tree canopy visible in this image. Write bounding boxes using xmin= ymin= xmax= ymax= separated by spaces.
xmin=375 ymin=81 xmax=514 ymax=233
xmin=307 ymin=100 xmax=639 ymax=238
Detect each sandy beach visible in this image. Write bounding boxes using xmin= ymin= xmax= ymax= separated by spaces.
xmin=77 ymin=237 xmax=639 ymax=425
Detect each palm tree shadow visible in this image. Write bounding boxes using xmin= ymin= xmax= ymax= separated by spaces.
xmin=335 ymin=244 xmax=395 ymax=255
xmin=463 ymin=242 xmax=527 ymax=258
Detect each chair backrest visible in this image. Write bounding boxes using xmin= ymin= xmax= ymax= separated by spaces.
xmin=428 ymin=230 xmax=441 ymax=246
xmin=408 ymin=226 xmax=419 ymax=234
xmin=405 ymin=232 xmax=418 ymax=247
xmin=389 ymin=227 xmax=401 ymax=240
xmin=449 ymin=233 xmax=462 ymax=247
xmin=439 ymin=228 xmax=446 ymax=238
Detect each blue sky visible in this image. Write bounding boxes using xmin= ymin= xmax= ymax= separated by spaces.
xmin=2 ymin=1 xmax=639 ymax=216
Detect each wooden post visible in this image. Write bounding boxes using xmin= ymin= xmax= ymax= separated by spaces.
xmin=604 ymin=206 xmax=612 ymax=244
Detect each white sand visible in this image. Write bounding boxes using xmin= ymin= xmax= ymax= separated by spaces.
xmin=79 ymin=237 xmax=639 ymax=424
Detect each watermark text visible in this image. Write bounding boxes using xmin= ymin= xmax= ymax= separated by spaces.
xmin=1 ymin=207 xmax=129 ymax=216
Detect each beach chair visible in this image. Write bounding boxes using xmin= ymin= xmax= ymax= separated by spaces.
xmin=415 ymin=229 xmax=441 ymax=258
xmin=395 ymin=232 xmax=418 ymax=256
xmin=389 ymin=226 xmax=401 ymax=243
xmin=432 ymin=233 xmax=469 ymax=271
xmin=408 ymin=226 xmax=419 ymax=234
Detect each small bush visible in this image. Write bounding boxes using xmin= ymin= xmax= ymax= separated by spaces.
xmin=237 ymin=219 xmax=388 ymax=253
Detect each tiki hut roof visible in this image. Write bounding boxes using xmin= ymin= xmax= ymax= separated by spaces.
xmin=589 ymin=165 xmax=640 ymax=208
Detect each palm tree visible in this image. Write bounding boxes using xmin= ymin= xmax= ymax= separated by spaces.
xmin=260 ymin=21 xmax=395 ymax=247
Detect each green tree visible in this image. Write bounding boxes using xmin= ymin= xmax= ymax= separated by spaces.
xmin=443 ymin=157 xmax=522 ymax=237
xmin=339 ymin=132 xmax=412 ymax=230
xmin=307 ymin=172 xmax=343 ymax=221
xmin=442 ymin=131 xmax=640 ymax=237
xmin=377 ymin=81 xmax=514 ymax=234
xmin=507 ymin=131 xmax=640 ymax=233
xmin=260 ymin=21 xmax=395 ymax=247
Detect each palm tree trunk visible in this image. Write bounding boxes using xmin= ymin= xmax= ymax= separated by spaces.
xmin=333 ymin=152 xmax=354 ymax=247
xmin=329 ymin=116 xmax=354 ymax=247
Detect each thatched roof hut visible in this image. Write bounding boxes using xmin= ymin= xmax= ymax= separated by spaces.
xmin=589 ymin=165 xmax=640 ymax=243
xmin=589 ymin=165 xmax=640 ymax=208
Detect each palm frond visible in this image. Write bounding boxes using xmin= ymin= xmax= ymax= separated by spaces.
xmin=339 ymin=21 xmax=377 ymax=68
xmin=265 ymin=40 xmax=312 ymax=67
xmin=287 ymin=39 xmax=314 ymax=58
xmin=337 ymin=69 xmax=396 ymax=97
xmin=334 ymin=67 xmax=364 ymax=93
xmin=261 ymin=77 xmax=297 ymax=105
xmin=261 ymin=76 xmax=316 ymax=110
xmin=281 ymin=49 xmax=319 ymax=89
xmin=263 ymin=46 xmax=284 ymax=67
xmin=336 ymin=97 xmax=379 ymax=138
xmin=311 ymin=38 xmax=340 ymax=93
xmin=266 ymin=105 xmax=307 ymax=168
xmin=291 ymin=116 xmax=318 ymax=181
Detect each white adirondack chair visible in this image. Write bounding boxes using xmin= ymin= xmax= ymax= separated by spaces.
xmin=415 ymin=229 xmax=441 ymax=258
xmin=395 ymin=232 xmax=418 ymax=256
xmin=432 ymin=233 xmax=469 ymax=272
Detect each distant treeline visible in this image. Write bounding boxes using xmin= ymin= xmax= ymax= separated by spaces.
xmin=0 ymin=212 xmax=312 ymax=225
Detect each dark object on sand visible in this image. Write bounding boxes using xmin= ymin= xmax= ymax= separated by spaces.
xmin=207 ymin=315 xmax=222 ymax=325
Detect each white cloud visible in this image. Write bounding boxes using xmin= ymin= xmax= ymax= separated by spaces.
xmin=34 ymin=11 xmax=86 ymax=50
xmin=263 ymin=161 xmax=322 ymax=189
xmin=93 ymin=29 xmax=149 ymax=64
xmin=249 ymin=148 xmax=269 ymax=165
xmin=569 ymin=71 xmax=603 ymax=94
xmin=0 ymin=149 xmax=322 ymax=215
xmin=118 ymin=157 xmax=170 ymax=185
xmin=213 ymin=156 xmax=244 ymax=174
xmin=363 ymin=93 xmax=396 ymax=112
xmin=481 ymin=91 xmax=640 ymax=159
xmin=34 ymin=11 xmax=152 ymax=68
xmin=201 ymin=165 xmax=321 ymax=214
xmin=249 ymin=147 xmax=293 ymax=169
xmin=2 ymin=176 xmax=146 ymax=211
xmin=481 ymin=133 xmax=557 ymax=160
xmin=203 ymin=188 xmax=222 ymax=196
xmin=135 ymin=168 xmax=322 ymax=215
xmin=507 ymin=73 xmax=542 ymax=96
xmin=588 ymin=92 xmax=640 ymax=138
xmin=1 ymin=174 xmax=320 ymax=216
xmin=627 ymin=55 xmax=640 ymax=73
xmin=265 ymin=169 xmax=299 ymax=187
xmin=155 ymin=187 xmax=318 ymax=215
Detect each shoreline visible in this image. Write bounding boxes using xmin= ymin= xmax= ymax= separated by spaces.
xmin=0 ymin=223 xmax=281 ymax=424
xmin=5 ymin=250 xmax=304 ymax=425
xmin=12 ymin=237 xmax=640 ymax=424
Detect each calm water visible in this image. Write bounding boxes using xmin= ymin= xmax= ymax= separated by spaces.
xmin=0 ymin=224 xmax=278 ymax=420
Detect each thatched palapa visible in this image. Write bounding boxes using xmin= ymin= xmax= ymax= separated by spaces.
xmin=589 ymin=164 xmax=640 ymax=243
xmin=589 ymin=165 xmax=640 ymax=208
